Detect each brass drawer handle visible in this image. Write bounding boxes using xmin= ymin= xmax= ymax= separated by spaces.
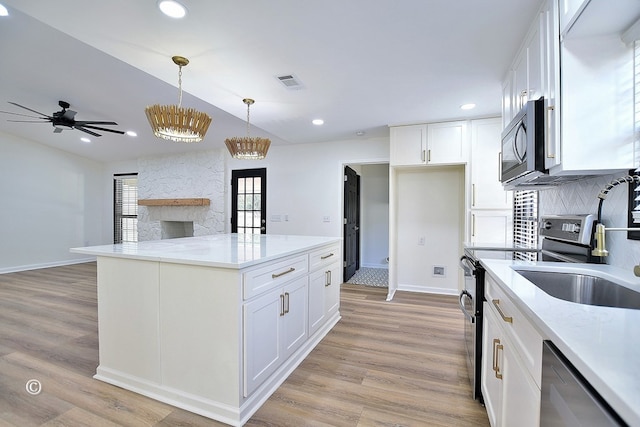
xmin=272 ymin=267 xmax=295 ymax=279
xmin=320 ymin=253 xmax=334 ymax=260
xmin=495 ymin=343 xmax=504 ymax=380
xmin=492 ymin=299 xmax=513 ymax=323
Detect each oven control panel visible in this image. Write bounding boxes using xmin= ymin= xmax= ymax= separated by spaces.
xmin=539 ymin=215 xmax=595 ymax=246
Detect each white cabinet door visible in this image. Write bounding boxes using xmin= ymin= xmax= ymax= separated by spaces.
xmin=470 ymin=119 xmax=512 ymax=210
xmin=244 ymin=287 xmax=282 ymax=396
xmin=308 ymin=268 xmax=327 ymax=336
xmin=426 ymin=121 xmax=467 ymax=164
xmin=281 ymin=277 xmax=308 ymax=358
xmin=501 ymin=74 xmax=514 ymax=128
xmin=390 ymin=124 xmax=427 ymax=166
xmin=482 ymin=303 xmax=503 ymax=427
xmin=325 ymin=261 xmax=341 ymax=317
xmin=543 ymin=0 xmax=561 ymax=169
xmin=244 ymin=276 xmax=308 ymax=396
xmin=471 ymin=211 xmax=513 ymax=246
xmin=502 ymin=343 xmax=541 ymax=427
xmin=513 ymin=47 xmax=529 ymax=113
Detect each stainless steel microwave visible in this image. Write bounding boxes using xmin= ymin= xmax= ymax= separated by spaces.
xmin=500 ymin=98 xmax=546 ymax=186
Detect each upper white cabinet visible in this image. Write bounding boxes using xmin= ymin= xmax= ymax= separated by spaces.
xmin=390 ymin=121 xmax=467 ymax=167
xmin=502 ymin=0 xmax=637 ymax=177
xmin=470 ymin=119 xmax=512 ymax=210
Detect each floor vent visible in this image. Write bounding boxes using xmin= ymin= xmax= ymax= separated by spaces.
xmin=276 ymin=74 xmax=304 ymax=90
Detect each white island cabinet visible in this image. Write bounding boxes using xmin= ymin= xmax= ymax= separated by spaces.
xmin=71 ymin=234 xmax=342 ymax=427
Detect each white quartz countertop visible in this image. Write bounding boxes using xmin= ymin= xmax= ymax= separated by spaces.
xmin=71 ymin=234 xmax=341 ymax=269
xmin=481 ymin=259 xmax=640 ymax=426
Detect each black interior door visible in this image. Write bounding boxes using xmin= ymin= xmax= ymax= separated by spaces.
xmin=344 ymin=166 xmax=360 ymax=281
xmin=231 ymin=168 xmax=267 ymax=234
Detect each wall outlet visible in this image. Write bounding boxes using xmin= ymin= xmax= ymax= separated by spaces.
xmin=418 ymin=236 xmax=425 ymax=245
xmin=323 ymin=216 xmax=331 ymax=223
xmin=432 ymin=266 xmax=446 ymax=277
xmin=271 ymin=215 xmax=282 ymax=222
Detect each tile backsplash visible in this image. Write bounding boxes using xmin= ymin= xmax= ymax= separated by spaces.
xmin=539 ymin=173 xmax=640 ymax=271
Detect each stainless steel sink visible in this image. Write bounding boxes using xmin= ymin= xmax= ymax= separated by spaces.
xmin=515 ymin=270 xmax=640 ymax=310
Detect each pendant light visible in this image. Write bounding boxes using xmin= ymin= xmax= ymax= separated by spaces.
xmin=225 ymin=98 xmax=271 ymax=159
xmin=145 ymin=56 xmax=212 ymax=143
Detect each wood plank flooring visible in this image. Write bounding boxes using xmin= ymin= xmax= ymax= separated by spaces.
xmin=0 ymin=263 xmax=489 ymax=426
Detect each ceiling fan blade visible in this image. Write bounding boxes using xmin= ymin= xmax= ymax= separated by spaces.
xmin=75 ymin=120 xmax=119 ymax=125
xmin=7 ymin=119 xmax=50 ymax=123
xmin=80 ymin=124 xmax=125 ymax=134
xmin=62 ymin=110 xmax=77 ymax=121
xmin=7 ymin=102 xmax=50 ymax=117
xmin=74 ymin=126 xmax=101 ymax=137
xmin=0 ymin=110 xmax=47 ymax=119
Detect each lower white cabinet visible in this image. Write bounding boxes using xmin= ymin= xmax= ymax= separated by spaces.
xmin=244 ymin=276 xmax=308 ymax=397
xmin=470 ymin=211 xmax=513 ymax=245
xmin=308 ymin=260 xmax=341 ymax=336
xmin=482 ymin=274 xmax=542 ymax=427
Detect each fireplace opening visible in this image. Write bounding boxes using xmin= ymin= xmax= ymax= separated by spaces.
xmin=161 ymin=221 xmax=194 ymax=239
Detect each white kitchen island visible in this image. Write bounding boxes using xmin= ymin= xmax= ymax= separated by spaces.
xmin=71 ymin=234 xmax=342 ymax=426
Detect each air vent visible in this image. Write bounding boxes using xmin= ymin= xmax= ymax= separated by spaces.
xmin=276 ymin=74 xmax=304 ymax=90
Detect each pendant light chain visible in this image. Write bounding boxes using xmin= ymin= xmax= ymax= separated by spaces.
xmin=246 ymin=102 xmax=251 ymax=138
xmin=177 ymin=64 xmax=183 ymax=109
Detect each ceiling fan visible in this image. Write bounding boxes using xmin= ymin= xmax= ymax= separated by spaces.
xmin=0 ymin=100 xmax=125 ymax=137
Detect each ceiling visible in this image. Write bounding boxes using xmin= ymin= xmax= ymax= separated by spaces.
xmin=0 ymin=0 xmax=541 ymax=163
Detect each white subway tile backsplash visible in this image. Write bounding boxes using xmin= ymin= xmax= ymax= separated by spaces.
xmin=539 ymin=174 xmax=640 ymax=271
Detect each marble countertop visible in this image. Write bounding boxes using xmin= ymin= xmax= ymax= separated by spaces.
xmin=481 ymin=259 xmax=640 ymax=426
xmin=71 ymin=234 xmax=341 ymax=269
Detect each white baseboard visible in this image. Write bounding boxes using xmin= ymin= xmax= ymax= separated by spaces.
xmin=0 ymin=257 xmax=96 ymax=275
xmin=397 ymin=283 xmax=459 ymax=296
xmin=360 ymin=263 xmax=389 ymax=269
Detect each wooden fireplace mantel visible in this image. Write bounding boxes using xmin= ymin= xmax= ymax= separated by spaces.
xmin=137 ymin=198 xmax=210 ymax=207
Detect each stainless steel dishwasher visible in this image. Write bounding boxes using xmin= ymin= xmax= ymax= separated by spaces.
xmin=540 ymin=341 xmax=627 ymax=426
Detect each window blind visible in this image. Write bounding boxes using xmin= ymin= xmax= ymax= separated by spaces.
xmin=513 ymin=189 xmax=538 ymax=261
xmin=114 ymin=174 xmax=138 ymax=243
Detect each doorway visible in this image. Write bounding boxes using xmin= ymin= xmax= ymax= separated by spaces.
xmin=231 ymin=168 xmax=267 ymax=234
xmin=343 ymin=163 xmax=390 ymax=285
xmin=344 ymin=166 xmax=360 ymax=281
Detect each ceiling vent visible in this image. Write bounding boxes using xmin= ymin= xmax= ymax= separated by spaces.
xmin=276 ymin=74 xmax=304 ymax=90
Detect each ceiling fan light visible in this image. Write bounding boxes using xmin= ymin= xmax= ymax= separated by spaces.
xmin=145 ymin=104 xmax=212 ymax=143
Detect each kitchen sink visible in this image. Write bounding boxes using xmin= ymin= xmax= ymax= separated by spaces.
xmin=515 ymin=270 xmax=640 ymax=310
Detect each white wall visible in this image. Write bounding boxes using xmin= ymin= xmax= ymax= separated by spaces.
xmin=394 ymin=165 xmax=465 ymax=295
xmin=359 ymin=163 xmax=390 ymax=268
xmin=226 ymin=137 xmax=389 ymax=238
xmin=0 ymin=131 xmax=105 ymax=273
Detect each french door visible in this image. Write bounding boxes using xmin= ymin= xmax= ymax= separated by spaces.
xmin=231 ymin=168 xmax=267 ymax=234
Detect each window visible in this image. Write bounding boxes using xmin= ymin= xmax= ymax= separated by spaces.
xmin=231 ymin=168 xmax=266 ymax=234
xmin=114 ymin=173 xmax=138 ymax=243
xmin=513 ymin=189 xmax=538 ymax=260
xmin=627 ymin=40 xmax=640 ymax=239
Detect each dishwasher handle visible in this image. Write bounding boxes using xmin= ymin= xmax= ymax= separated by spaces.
xmin=459 ymin=290 xmax=475 ymax=323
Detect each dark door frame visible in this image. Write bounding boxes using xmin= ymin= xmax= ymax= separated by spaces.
xmin=231 ymin=168 xmax=267 ymax=234
xmin=343 ymin=166 xmax=360 ymax=281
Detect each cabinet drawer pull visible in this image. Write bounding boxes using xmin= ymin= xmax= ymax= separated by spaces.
xmin=284 ymin=292 xmax=290 ymax=314
xmin=472 ymin=184 xmax=476 ymax=207
xmin=427 ymin=149 xmax=431 ymax=162
xmin=272 ymin=267 xmax=295 ymax=279
xmin=280 ymin=294 xmax=285 ymax=316
xmin=320 ymin=253 xmax=334 ymax=260
xmin=492 ymin=299 xmax=513 ymax=323
xmin=325 ymin=270 xmax=332 ymax=287
xmin=492 ymin=338 xmax=500 ymax=373
xmin=421 ymin=149 xmax=426 ymax=162
xmin=495 ymin=343 xmax=504 ymax=380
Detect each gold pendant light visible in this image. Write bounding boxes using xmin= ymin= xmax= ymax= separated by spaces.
xmin=145 ymin=56 xmax=212 ymax=143
xmin=225 ymin=98 xmax=271 ymax=160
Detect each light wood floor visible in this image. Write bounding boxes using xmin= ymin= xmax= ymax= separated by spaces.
xmin=0 ymin=263 xmax=489 ymax=426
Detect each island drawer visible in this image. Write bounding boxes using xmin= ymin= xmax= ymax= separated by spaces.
xmin=309 ymin=244 xmax=341 ymax=272
xmin=243 ymin=254 xmax=309 ymax=299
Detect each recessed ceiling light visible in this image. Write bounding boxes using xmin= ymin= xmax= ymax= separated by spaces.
xmin=80 ymin=137 xmax=91 ymax=143
xmin=356 ymin=131 xmax=365 ymax=136
xmin=460 ymin=103 xmax=476 ymax=110
xmin=126 ymin=130 xmax=138 ymax=137
xmin=312 ymin=119 xmax=324 ymax=126
xmin=158 ymin=0 xmax=187 ymax=18
xmin=0 ymin=4 xmax=9 ymax=16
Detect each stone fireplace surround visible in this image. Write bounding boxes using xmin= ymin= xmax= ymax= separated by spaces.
xmin=137 ymin=150 xmax=226 ymax=241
